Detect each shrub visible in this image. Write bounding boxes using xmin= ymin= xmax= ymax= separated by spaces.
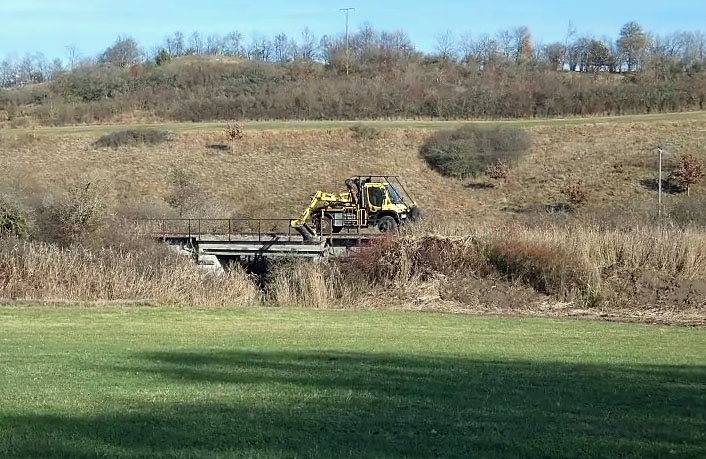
xmin=166 ymin=168 xmax=201 ymax=217
xmin=485 ymin=160 xmax=511 ymax=182
xmin=420 ymin=127 xmax=531 ymax=178
xmin=94 ymin=129 xmax=171 ymax=149
xmin=669 ymin=195 xmax=706 ymax=227
xmin=486 ymin=239 xmax=592 ymax=300
xmin=562 ymin=181 xmax=589 ymax=208
xmin=0 ymin=197 xmax=31 ymax=238
xmin=41 ymin=182 xmax=108 ymax=245
xmin=668 ymin=154 xmax=705 ymax=196
xmin=224 ymin=121 xmax=244 ymax=154
xmin=155 ymin=49 xmax=172 ymax=66
xmin=350 ymin=124 xmax=381 ymax=141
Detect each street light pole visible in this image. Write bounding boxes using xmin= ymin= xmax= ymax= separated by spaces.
xmin=340 ymin=7 xmax=355 ymax=76
xmin=657 ymin=146 xmax=664 ymax=226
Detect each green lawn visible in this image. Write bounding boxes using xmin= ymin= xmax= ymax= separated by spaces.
xmin=1 ymin=307 xmax=704 ymax=458
xmin=5 ymin=110 xmax=706 ymax=137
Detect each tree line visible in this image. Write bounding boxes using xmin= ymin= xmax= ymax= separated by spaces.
xmin=1 ymin=22 xmax=706 ymax=124
xmin=2 ymin=21 xmax=706 ymax=87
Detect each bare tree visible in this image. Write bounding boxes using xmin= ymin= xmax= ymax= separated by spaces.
xmin=380 ymin=30 xmax=415 ymax=59
xmin=206 ymin=34 xmax=224 ymax=55
xmin=65 ymin=44 xmax=80 ymax=70
xmin=475 ymin=34 xmax=499 ymax=67
xmin=248 ymin=34 xmax=272 ymax=61
xmin=299 ymin=27 xmax=317 ymax=61
xmin=434 ymin=30 xmax=457 ymax=61
xmin=543 ymin=43 xmax=566 ymax=70
xmin=496 ymin=29 xmax=515 ymax=61
xmin=0 ymin=57 xmax=16 ymax=87
xmin=458 ymin=32 xmax=475 ymax=63
xmin=189 ymin=31 xmax=204 ymax=55
xmin=273 ymin=33 xmax=289 ymax=62
xmin=224 ymin=31 xmax=244 ymax=57
xmin=173 ymin=32 xmax=185 ymax=56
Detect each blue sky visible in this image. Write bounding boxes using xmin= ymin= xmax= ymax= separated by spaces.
xmin=1 ymin=0 xmax=705 ymax=60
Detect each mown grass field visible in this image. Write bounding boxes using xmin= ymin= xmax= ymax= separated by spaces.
xmin=1 ymin=306 xmax=704 ymax=458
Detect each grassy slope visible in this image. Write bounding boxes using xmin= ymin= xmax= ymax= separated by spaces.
xmin=2 ymin=113 xmax=706 ymax=223
xmin=1 ymin=306 xmax=704 ymax=458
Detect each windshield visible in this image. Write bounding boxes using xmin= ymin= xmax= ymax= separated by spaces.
xmin=386 ymin=185 xmax=405 ymax=204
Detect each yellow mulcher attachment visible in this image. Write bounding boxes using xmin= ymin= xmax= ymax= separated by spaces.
xmin=291 ymin=191 xmax=349 ymax=242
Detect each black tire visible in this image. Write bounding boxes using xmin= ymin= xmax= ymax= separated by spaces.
xmin=378 ymin=216 xmax=399 ymax=233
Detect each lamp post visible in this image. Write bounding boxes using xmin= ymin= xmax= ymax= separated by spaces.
xmin=340 ymin=7 xmax=355 ymax=76
xmin=657 ymin=146 xmax=663 ymax=224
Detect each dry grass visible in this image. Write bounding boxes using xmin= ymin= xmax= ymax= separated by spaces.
xmin=0 ymin=222 xmax=704 ymax=322
xmin=0 ymin=238 xmax=258 ymax=305
xmin=1 ymin=119 xmax=706 ymax=224
xmin=260 ymin=223 xmax=706 ymax=316
xmin=1 ymin=117 xmax=706 ymax=321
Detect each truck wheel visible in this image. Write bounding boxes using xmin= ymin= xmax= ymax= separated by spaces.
xmin=378 ymin=216 xmax=398 ymax=233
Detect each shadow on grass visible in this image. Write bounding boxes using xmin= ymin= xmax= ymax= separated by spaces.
xmin=206 ymin=143 xmax=230 ymax=152
xmin=639 ymin=178 xmax=683 ymax=195
xmin=2 ymin=351 xmax=705 ymax=458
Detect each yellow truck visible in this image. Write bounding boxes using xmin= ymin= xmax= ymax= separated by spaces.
xmin=292 ymin=176 xmax=420 ymax=240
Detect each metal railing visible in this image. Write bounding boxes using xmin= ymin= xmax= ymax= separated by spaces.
xmin=139 ymin=218 xmax=301 ymax=242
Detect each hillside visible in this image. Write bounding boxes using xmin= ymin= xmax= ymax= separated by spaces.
xmin=1 ymin=115 xmax=705 ymax=225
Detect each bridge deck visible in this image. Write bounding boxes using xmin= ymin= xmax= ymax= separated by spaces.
xmin=157 ymin=232 xmax=377 ymax=259
xmin=142 ymin=218 xmax=380 ymax=259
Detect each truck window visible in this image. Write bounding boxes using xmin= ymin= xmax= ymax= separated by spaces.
xmin=387 ymin=185 xmax=404 ymax=204
xmin=368 ymin=187 xmax=386 ymax=207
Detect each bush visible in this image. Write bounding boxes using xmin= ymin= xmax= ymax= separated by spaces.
xmin=166 ymin=168 xmax=201 ymax=217
xmin=0 ymin=197 xmax=31 ymax=238
xmin=41 ymin=182 xmax=108 ymax=245
xmin=562 ymin=181 xmax=590 ymax=208
xmin=485 ymin=160 xmax=511 ymax=182
xmin=420 ymin=127 xmax=531 ymax=178
xmin=668 ymin=154 xmax=705 ymax=196
xmin=94 ymin=129 xmax=171 ymax=149
xmin=350 ymin=124 xmax=381 ymax=141
xmin=155 ymin=49 xmax=172 ymax=66
xmin=486 ymin=239 xmax=592 ymax=300
xmin=669 ymin=195 xmax=706 ymax=227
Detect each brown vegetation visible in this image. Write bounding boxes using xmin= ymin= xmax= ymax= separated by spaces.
xmin=562 ymin=181 xmax=590 ymax=208
xmin=0 ymin=119 xmax=705 ymax=322
xmin=0 ymin=238 xmax=257 ymax=305
xmin=669 ymin=154 xmax=705 ymax=195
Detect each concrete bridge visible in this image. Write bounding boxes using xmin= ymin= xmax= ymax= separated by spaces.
xmin=142 ymin=219 xmax=378 ymax=269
